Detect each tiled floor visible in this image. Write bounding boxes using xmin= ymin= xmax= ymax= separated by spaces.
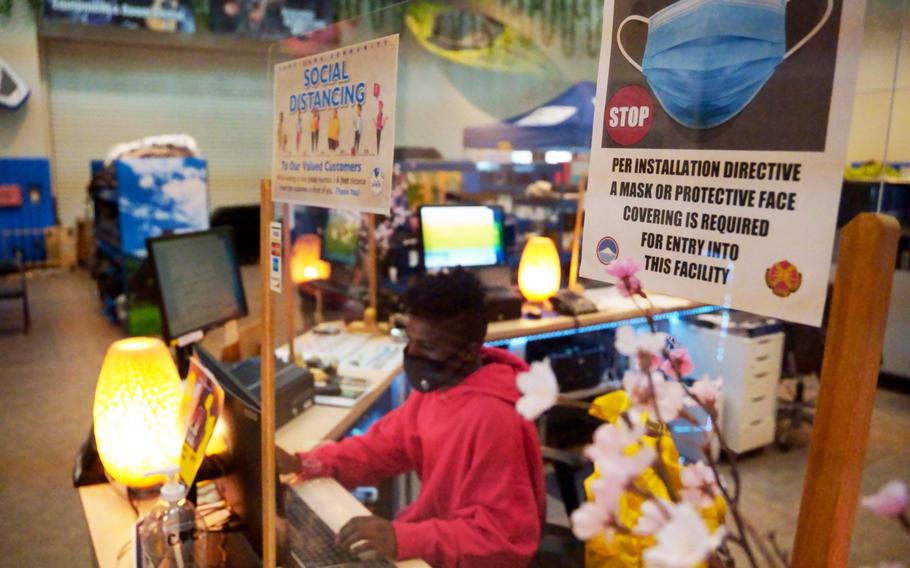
xmin=0 ymin=269 xmax=907 ymax=566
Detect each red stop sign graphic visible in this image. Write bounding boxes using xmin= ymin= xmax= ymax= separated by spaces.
xmin=605 ymin=85 xmax=654 ymax=146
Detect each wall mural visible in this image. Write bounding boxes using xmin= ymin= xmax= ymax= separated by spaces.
xmin=331 ymin=0 xmax=604 ymax=59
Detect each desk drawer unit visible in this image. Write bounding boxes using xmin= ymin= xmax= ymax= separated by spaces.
xmin=671 ymin=324 xmax=784 ymax=454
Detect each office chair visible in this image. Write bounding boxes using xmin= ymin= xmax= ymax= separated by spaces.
xmin=534 ymin=405 xmax=598 ymax=567
xmin=0 ymin=251 xmax=29 ymax=333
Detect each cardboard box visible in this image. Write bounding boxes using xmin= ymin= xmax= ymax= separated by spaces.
xmin=44 ymin=225 xmax=77 ymax=270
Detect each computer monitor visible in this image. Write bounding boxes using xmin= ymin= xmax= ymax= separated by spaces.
xmin=419 ymin=204 xmax=506 ymax=270
xmin=321 ymin=209 xmax=361 ymax=266
xmin=147 ymin=227 xmax=248 ymax=343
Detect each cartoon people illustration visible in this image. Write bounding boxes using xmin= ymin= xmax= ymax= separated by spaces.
xmin=310 ymin=108 xmax=320 ymax=153
xmin=352 ymin=104 xmax=363 ymax=155
xmin=277 ymin=111 xmax=284 ymax=153
xmin=295 ymin=108 xmax=303 ymax=153
xmin=328 ymin=108 xmax=341 ymax=151
xmin=374 ymin=100 xmax=386 ymax=152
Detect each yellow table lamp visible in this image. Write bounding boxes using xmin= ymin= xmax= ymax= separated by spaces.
xmin=93 ymin=337 xmax=184 ymax=489
xmin=518 ymin=236 xmax=561 ymax=303
xmin=291 ymin=234 xmax=331 ymax=284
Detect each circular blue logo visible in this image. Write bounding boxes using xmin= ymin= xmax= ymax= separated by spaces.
xmin=596 ymin=236 xmax=619 ymax=265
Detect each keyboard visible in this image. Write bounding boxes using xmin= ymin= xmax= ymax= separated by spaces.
xmin=283 ymin=488 xmax=394 ymax=568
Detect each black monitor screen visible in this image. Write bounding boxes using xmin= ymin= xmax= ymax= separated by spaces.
xmin=419 ymin=205 xmax=505 ymax=270
xmin=148 ymin=227 xmax=248 ymax=342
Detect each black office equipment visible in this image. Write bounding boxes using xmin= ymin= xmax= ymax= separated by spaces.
xmin=483 ymin=286 xmax=523 ymax=323
xmin=282 ymin=489 xmax=393 ymax=568
xmin=147 ymin=227 xmax=249 ymax=344
xmin=551 ymin=289 xmax=597 ymax=316
xmin=196 ymin=345 xmax=315 ymax=429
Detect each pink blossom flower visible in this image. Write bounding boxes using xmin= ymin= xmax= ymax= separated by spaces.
xmin=623 ymin=369 xmax=659 ymax=408
xmin=615 ymin=274 xmax=642 ymax=298
xmin=606 ymin=258 xmax=643 ymax=297
xmin=634 ymin=499 xmax=671 ymax=536
xmin=643 ymin=502 xmax=726 ymax=568
xmin=605 ymin=257 xmax=640 ymax=279
xmin=660 ymin=347 xmax=695 ymax=380
xmin=687 ymin=375 xmax=723 ymax=410
xmin=861 ymin=480 xmax=908 ymax=518
xmin=622 ymin=370 xmax=685 ymax=422
xmin=615 ymin=326 xmax=667 ymax=365
xmin=570 ymin=501 xmax=613 ymax=541
xmin=680 ymin=461 xmax=720 ymax=508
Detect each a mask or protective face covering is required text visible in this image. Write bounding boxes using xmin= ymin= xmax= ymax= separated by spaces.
xmin=617 ymin=0 xmax=833 ymax=129
xmin=403 ymin=352 xmax=464 ymax=393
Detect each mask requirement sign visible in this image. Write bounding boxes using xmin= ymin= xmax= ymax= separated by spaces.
xmin=272 ymin=35 xmax=399 ymax=214
xmin=580 ymin=0 xmax=866 ymax=326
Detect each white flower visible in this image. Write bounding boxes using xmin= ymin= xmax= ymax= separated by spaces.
xmin=596 ymin=444 xmax=656 ymax=487
xmin=584 ymin=416 xmax=645 ymax=463
xmin=515 ymin=358 xmax=559 ymax=420
xmin=643 ymin=502 xmax=725 ymax=568
xmin=616 ymin=325 xmax=668 ymax=359
xmin=570 ymin=501 xmax=612 ymax=541
xmin=653 ymin=379 xmax=685 ymax=422
xmin=634 ymin=499 xmax=670 ymax=536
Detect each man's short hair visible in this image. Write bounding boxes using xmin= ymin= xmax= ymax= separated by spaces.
xmin=404 ymin=267 xmax=487 ymax=345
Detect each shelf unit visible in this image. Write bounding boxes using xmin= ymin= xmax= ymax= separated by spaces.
xmin=90 ymin=157 xmax=209 ymax=334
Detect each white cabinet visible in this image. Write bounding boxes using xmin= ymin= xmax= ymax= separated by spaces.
xmin=671 ymin=324 xmax=784 ymax=454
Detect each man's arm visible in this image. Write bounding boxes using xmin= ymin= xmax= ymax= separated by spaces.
xmin=296 ymin=403 xmax=414 ymax=489
xmin=392 ymin=407 xmax=543 ymax=567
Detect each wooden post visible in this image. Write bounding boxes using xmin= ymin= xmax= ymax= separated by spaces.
xmin=259 ymin=179 xmax=277 ymax=568
xmin=282 ymin=203 xmax=296 ymax=363
xmin=367 ymin=212 xmax=378 ymax=314
xmin=568 ymin=174 xmax=587 ymax=291
xmin=792 ymin=213 xmax=900 ymax=567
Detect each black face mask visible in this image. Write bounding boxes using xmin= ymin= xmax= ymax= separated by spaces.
xmin=403 ymin=352 xmax=463 ymax=393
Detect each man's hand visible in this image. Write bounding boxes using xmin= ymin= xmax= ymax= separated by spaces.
xmin=336 ymin=516 xmax=397 ymax=559
xmin=276 ymin=446 xmax=302 ymax=475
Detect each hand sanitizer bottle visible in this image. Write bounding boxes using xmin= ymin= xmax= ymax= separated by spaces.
xmin=138 ymin=465 xmax=207 ymax=567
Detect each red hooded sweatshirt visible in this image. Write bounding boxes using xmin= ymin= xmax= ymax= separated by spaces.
xmin=298 ymin=347 xmax=545 ymax=567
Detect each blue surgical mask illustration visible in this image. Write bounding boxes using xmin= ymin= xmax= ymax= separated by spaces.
xmin=617 ymin=0 xmax=833 ymax=130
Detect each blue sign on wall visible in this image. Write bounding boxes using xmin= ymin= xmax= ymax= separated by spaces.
xmin=0 ymin=158 xmax=54 ymax=263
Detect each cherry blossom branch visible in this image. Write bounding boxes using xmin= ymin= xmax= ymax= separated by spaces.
xmin=767 ymin=530 xmax=791 ymax=567
xmin=643 ymin=369 xmax=680 ymax=503
xmin=628 ymin=284 xmax=763 ymax=568
xmin=743 ymin=518 xmax=790 ymax=568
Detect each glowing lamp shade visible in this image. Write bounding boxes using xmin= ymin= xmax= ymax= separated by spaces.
xmin=518 ymin=236 xmax=561 ymax=302
xmin=93 ymin=337 xmax=184 ymax=488
xmin=290 ymin=234 xmax=331 ymax=284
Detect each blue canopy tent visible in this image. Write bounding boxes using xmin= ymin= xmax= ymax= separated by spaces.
xmin=463 ymin=81 xmax=596 ymax=152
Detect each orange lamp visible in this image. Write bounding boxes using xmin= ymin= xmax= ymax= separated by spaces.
xmin=290 ymin=234 xmax=331 ymax=284
xmin=93 ymin=337 xmax=184 ymax=488
xmin=518 ymin=236 xmax=561 ymax=303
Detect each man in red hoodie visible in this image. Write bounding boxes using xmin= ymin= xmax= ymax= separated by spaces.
xmin=278 ymin=268 xmax=545 ymax=567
